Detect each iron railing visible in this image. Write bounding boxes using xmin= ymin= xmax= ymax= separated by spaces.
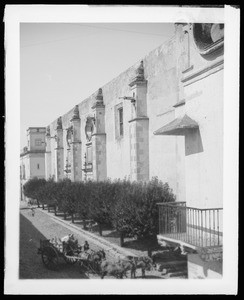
xmin=158 ymin=202 xmax=223 ymax=248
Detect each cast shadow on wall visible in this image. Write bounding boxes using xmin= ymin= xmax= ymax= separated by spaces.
xmin=185 ymin=128 xmax=203 ymax=156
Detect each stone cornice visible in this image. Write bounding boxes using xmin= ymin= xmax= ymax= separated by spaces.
xmin=70 ymin=116 xmax=80 ymax=122
xmin=128 ymin=116 xmax=149 ymax=123
xmin=91 ymin=133 xmax=106 ymax=136
xmin=173 ymin=99 xmax=186 ymax=108
xmin=181 ymin=59 xmax=224 ymax=86
xmin=69 ymin=141 xmax=81 ymax=144
xmin=129 ymin=79 xmax=147 ymax=88
xmin=20 ymin=150 xmax=45 ymax=157
xmin=91 ymin=103 xmax=105 ymax=110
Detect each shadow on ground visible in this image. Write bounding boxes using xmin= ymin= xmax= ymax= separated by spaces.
xmin=19 ymin=213 xmax=89 ymax=279
xmin=123 ymin=239 xmax=161 ymax=252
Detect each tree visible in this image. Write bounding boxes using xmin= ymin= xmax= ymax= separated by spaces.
xmin=111 ymin=177 xmax=176 ymax=248
xmin=23 ymin=177 xmax=46 ymax=207
xmin=110 ymin=179 xmax=137 ymax=246
xmin=87 ymin=180 xmax=114 ymax=236
xmin=75 ymin=181 xmax=89 ymax=229
xmin=55 ymin=179 xmax=75 ymax=221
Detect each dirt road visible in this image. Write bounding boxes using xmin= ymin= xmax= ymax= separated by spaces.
xmin=19 ymin=205 xmax=186 ymax=279
xmin=19 ymin=207 xmax=99 ymax=279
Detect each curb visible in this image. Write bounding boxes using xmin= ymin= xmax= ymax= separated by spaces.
xmin=38 ymin=208 xmax=137 ymax=260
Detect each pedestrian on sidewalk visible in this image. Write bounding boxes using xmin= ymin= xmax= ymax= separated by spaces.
xmin=31 ymin=207 xmax=35 ymax=217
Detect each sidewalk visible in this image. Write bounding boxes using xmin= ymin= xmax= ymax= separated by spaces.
xmin=19 ymin=201 xmax=187 ymax=279
xmin=39 ymin=208 xmax=137 ymax=261
xmin=20 ymin=201 xmax=139 ymax=260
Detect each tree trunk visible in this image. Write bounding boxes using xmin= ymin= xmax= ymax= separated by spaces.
xmin=54 ymin=206 xmax=57 ymax=216
xmin=37 ymin=200 xmax=40 ymax=208
xmin=42 ymin=204 xmax=45 ymax=210
xmin=120 ymin=232 xmax=124 ymax=247
xmin=71 ymin=213 xmax=74 ymax=223
xmin=83 ymin=219 xmax=87 ymax=230
xmin=98 ymin=223 xmax=103 ymax=236
xmin=147 ymin=248 xmax=152 ymax=258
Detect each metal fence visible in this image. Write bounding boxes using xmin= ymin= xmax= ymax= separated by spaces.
xmin=158 ymin=202 xmax=223 ymax=248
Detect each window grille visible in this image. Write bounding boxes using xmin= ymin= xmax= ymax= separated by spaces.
xmin=118 ymin=107 xmax=123 ymax=136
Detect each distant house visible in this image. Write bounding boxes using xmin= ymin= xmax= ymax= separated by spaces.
xmin=20 ymin=127 xmax=46 ymax=201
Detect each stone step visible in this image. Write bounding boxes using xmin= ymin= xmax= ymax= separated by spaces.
xmin=157 ymin=260 xmax=187 ymax=273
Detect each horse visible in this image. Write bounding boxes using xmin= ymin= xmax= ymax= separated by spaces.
xmin=99 ymin=259 xmax=126 ymax=279
xmin=79 ymin=249 xmax=106 ymax=274
xmin=118 ymin=258 xmax=136 ymax=278
xmin=124 ymin=255 xmax=155 ymax=278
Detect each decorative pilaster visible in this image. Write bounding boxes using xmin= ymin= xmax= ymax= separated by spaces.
xmin=70 ymin=105 xmax=82 ymax=182
xmin=54 ymin=117 xmax=64 ymax=181
xmin=45 ymin=126 xmax=52 ymax=180
xmin=91 ymin=88 xmax=107 ymax=181
xmin=128 ymin=61 xmax=149 ymax=181
xmin=174 ymin=22 xmax=193 ymax=102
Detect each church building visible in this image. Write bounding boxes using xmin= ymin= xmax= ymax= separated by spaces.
xmin=21 ymin=22 xmax=224 ymax=278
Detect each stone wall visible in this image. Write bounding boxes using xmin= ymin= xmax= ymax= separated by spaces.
xmin=47 ymin=23 xmax=224 ymax=211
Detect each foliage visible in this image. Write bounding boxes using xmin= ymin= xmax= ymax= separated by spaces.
xmin=23 ymin=177 xmax=46 ymax=205
xmin=23 ymin=176 xmax=175 ymax=241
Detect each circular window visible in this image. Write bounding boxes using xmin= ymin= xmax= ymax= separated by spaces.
xmin=193 ymin=23 xmax=224 ymax=56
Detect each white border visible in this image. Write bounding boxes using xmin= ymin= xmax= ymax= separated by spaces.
xmin=4 ymin=5 xmax=239 ymax=295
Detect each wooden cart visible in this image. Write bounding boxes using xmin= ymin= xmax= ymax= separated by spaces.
xmin=37 ymin=239 xmax=103 ymax=275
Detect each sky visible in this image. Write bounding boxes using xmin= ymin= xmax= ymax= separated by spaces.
xmin=20 ymin=23 xmax=175 ymax=149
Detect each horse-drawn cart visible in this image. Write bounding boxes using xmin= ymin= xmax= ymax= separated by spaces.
xmin=37 ymin=235 xmax=105 ymax=275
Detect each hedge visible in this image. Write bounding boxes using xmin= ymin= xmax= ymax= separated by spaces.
xmin=23 ymin=177 xmax=175 ymax=243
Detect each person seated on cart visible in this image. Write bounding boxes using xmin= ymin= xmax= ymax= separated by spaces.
xmin=61 ymin=234 xmax=81 ymax=255
xmin=61 ymin=233 xmax=74 ymax=243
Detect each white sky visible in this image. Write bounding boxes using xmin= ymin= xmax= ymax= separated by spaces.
xmin=20 ymin=23 xmax=175 ymax=149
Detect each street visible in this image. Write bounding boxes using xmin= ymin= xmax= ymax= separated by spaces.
xmin=19 ymin=204 xmax=187 ymax=279
xmin=19 ymin=207 xmax=99 ymax=279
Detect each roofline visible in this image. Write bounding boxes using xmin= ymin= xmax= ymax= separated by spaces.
xmin=27 ymin=127 xmax=46 ymax=130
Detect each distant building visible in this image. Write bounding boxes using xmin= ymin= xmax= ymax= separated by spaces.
xmin=23 ymin=23 xmax=224 ymax=278
xmin=20 ymin=127 xmax=46 ymax=200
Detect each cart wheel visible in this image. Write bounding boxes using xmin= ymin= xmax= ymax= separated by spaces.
xmin=41 ymin=246 xmax=60 ymax=270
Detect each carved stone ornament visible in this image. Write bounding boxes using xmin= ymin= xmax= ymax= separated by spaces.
xmin=66 ymin=125 xmax=73 ymax=148
xmin=85 ymin=116 xmax=94 ymax=142
xmin=92 ymin=88 xmax=104 ymax=108
xmin=46 ymin=126 xmax=50 ymax=136
xmin=129 ymin=60 xmax=146 ymax=87
xmin=71 ymin=105 xmax=80 ymax=121
xmin=56 ymin=116 xmax=63 ymax=130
